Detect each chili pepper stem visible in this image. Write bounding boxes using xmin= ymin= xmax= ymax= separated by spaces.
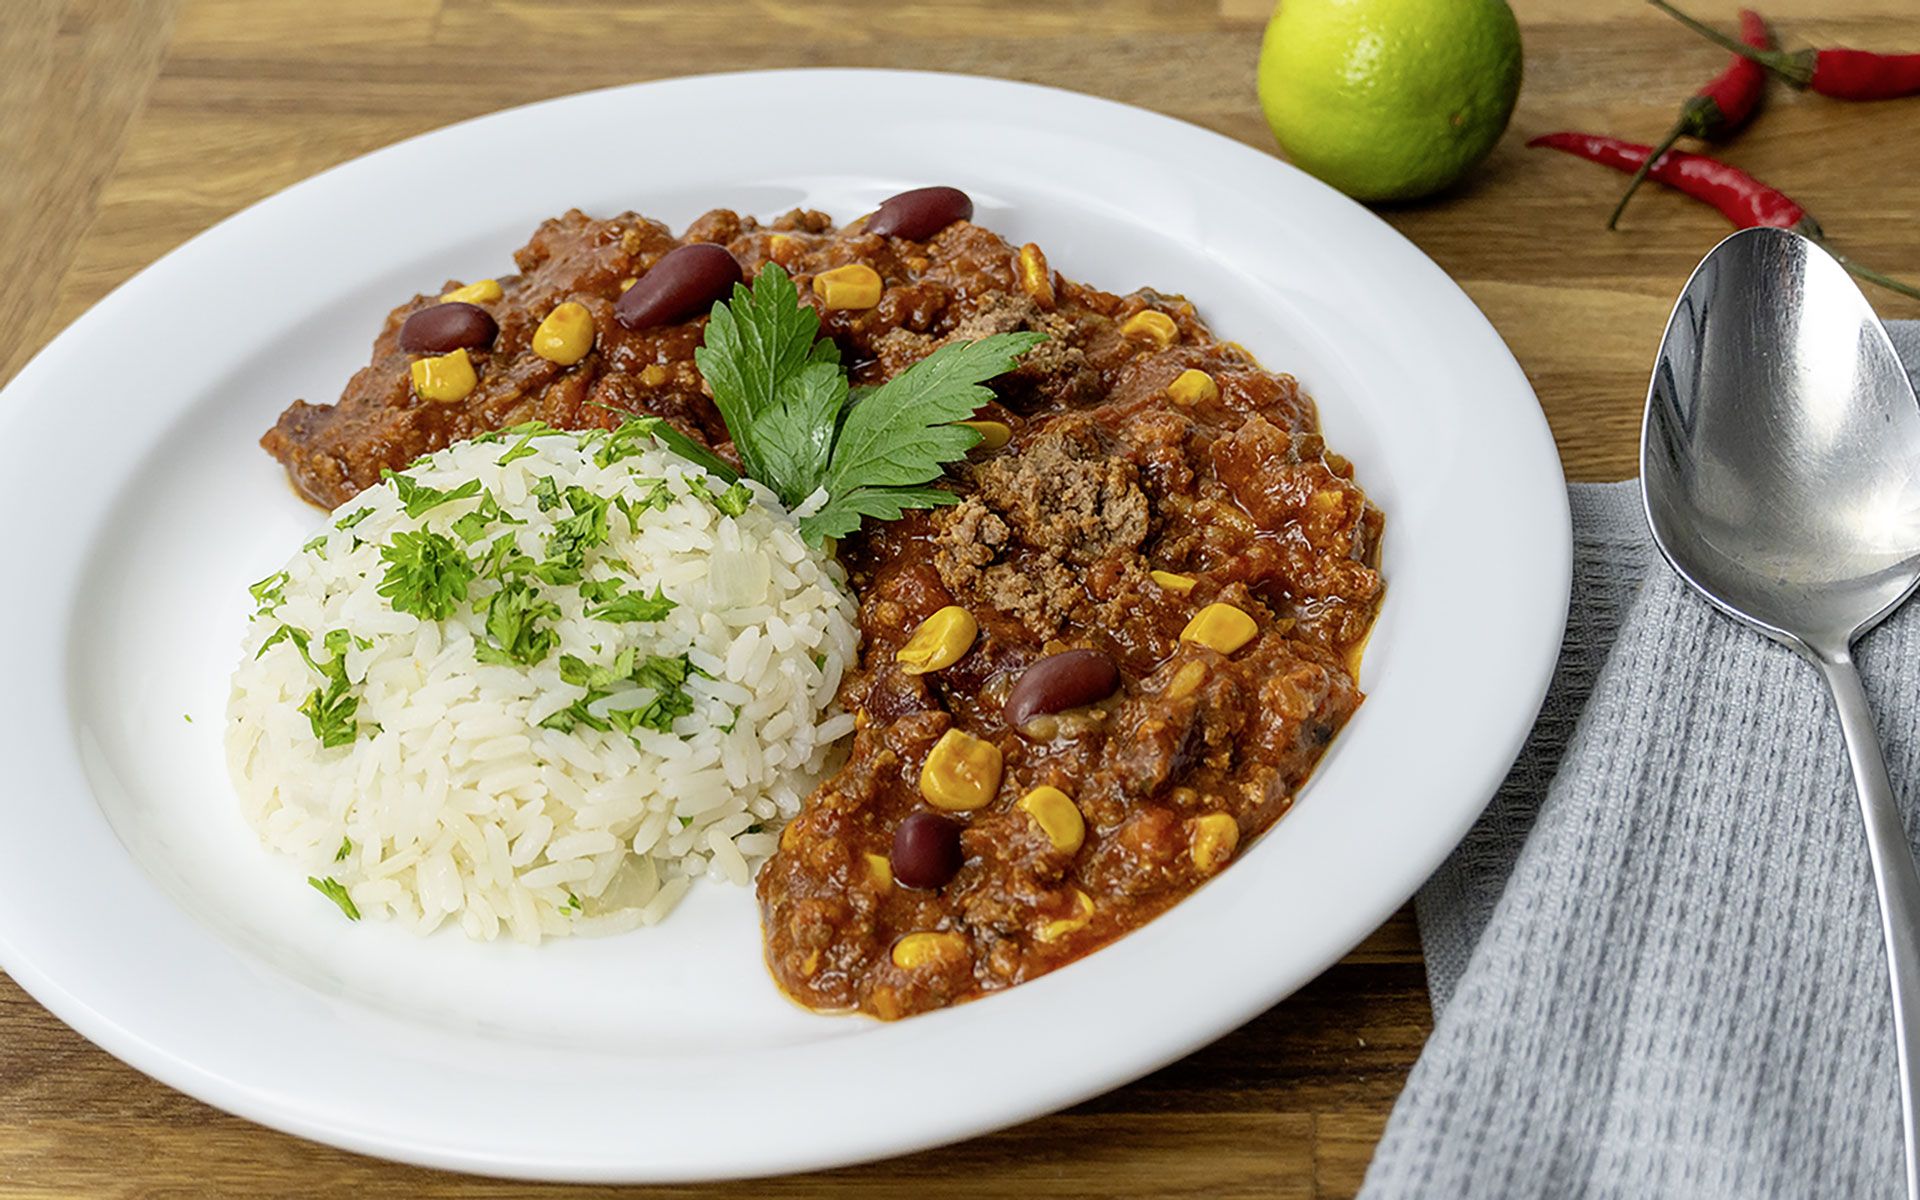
xmin=1826 ymin=251 xmax=1920 ymax=304
xmin=1608 ymin=123 xmax=1688 ymax=230
xmin=1647 ymin=0 xmax=1812 ymax=88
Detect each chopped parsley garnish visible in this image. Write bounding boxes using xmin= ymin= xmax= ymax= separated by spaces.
xmin=530 ymin=475 xmax=562 ymax=512
xmin=308 ymin=876 xmax=361 ymax=920
xmin=335 ymin=507 xmax=373 ymax=531
xmin=295 ymin=628 xmax=363 ymax=748
xmin=543 ymin=650 xmax=700 ymax=737
xmin=382 ymin=470 xmax=483 ymax=519
xmin=248 ymin=570 xmax=289 ymax=617
xmin=564 ymin=892 xmax=583 ymax=913
xmin=585 ymin=584 xmax=676 ymax=624
xmin=183 ymin=713 xmax=193 ymax=724
xmin=537 ymin=486 xmax=612 ymax=583
xmin=302 ymin=534 xmax=328 ymax=557
xmin=450 ymin=491 xmax=522 ymax=544
xmin=495 ymin=421 xmax=560 ymax=466
xmin=688 ymin=263 xmax=1044 ymax=543
xmin=377 ymin=530 xmax=475 ymax=620
xmin=577 ymin=577 xmax=624 ymax=604
xmin=474 ymin=578 xmax=562 ymax=667
xmin=335 ymin=837 xmax=353 ymax=862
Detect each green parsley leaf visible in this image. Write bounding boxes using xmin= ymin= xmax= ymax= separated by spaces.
xmin=577 ymin=577 xmax=624 ymax=604
xmin=308 ymin=876 xmax=361 ymax=920
xmin=473 ymin=578 xmax=561 ymax=667
xmin=381 ymin=470 xmax=483 ymax=519
xmin=496 ymin=421 xmax=560 ymax=466
xmin=688 ymin=263 xmax=1044 ymax=544
xmin=377 ymin=530 xmax=475 ymax=620
xmin=183 ymin=713 xmax=194 ymax=724
xmin=450 ymin=491 xmax=522 ymax=544
xmin=335 ymin=837 xmax=353 ymax=862
xmin=530 ymin=476 xmax=562 ymax=511
xmin=248 ymin=570 xmax=289 ymax=616
xmin=335 ymin=507 xmax=373 ymax=531
xmin=585 ymin=584 xmax=676 ymax=623
xmin=537 ymin=487 xmax=611 ymax=583
xmin=564 ymin=892 xmax=583 ymax=913
xmin=299 ymin=684 xmax=359 ymax=748
xmin=302 ymin=534 xmax=329 ymax=557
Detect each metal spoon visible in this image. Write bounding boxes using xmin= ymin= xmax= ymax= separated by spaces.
xmin=1643 ymin=225 xmax=1920 ymax=1197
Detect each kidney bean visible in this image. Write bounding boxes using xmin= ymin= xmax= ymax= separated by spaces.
xmin=864 ymin=186 xmax=973 ymax=241
xmin=614 ymin=243 xmax=743 ymax=331
xmin=1004 ymin=649 xmax=1121 ymax=732
xmin=891 ymin=811 xmax=964 ymax=890
xmin=398 ymin=302 xmax=497 ymax=354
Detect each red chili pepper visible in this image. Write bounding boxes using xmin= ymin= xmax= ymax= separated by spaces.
xmin=1530 ymin=131 xmax=1920 ymax=302
xmin=1610 ymin=9 xmax=1772 ymax=229
xmin=1651 ymin=0 xmax=1920 ymax=99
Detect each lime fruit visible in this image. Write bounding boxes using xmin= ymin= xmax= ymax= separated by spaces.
xmin=1256 ymin=0 xmax=1523 ymax=203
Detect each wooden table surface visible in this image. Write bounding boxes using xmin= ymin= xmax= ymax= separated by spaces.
xmin=2 ymin=0 xmax=1914 ymax=1195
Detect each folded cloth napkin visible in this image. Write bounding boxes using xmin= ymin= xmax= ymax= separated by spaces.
xmin=1360 ymin=320 xmax=1920 ymax=1198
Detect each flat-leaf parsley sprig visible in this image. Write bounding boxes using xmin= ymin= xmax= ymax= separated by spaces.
xmin=687 ymin=263 xmax=1044 ymax=543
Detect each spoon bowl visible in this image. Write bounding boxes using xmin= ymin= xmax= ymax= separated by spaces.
xmin=1644 ymin=225 xmax=1920 ymax=655
xmin=1643 ymin=224 xmax=1920 ymax=1199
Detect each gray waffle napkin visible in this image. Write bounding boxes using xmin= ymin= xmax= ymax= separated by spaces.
xmin=1360 ymin=320 xmax=1920 ymax=1198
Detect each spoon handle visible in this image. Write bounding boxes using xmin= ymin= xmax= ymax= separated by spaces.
xmin=1818 ymin=651 xmax=1920 ymax=1200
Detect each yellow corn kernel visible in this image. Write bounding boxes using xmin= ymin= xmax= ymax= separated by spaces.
xmin=1180 ymin=603 xmax=1258 ymax=655
xmin=1120 ymin=309 xmax=1179 ymax=348
xmin=813 ymin=263 xmax=884 ymax=310
xmin=864 ymin=852 xmax=894 ymax=891
xmin=1166 ymin=659 xmax=1209 ymax=701
xmin=891 ymin=930 xmax=968 ymax=971
xmin=532 ymin=301 xmax=595 ymax=366
xmin=1167 ymin=368 xmax=1219 ymax=407
xmin=1036 ymin=888 xmax=1096 ymax=944
xmin=767 ymin=234 xmax=797 ymax=264
xmin=1018 ymin=786 xmax=1085 ymax=855
xmin=408 ymin=348 xmax=477 ymax=403
xmin=440 ymin=279 xmax=502 ymax=305
xmin=618 ymin=277 xmax=639 ymax=292
xmin=1017 ymin=243 xmax=1056 ymax=309
xmin=919 ymin=728 xmax=1003 ymax=811
xmin=1150 ymin=569 xmax=1197 ymax=594
xmin=957 ymin=419 xmax=1011 ymax=452
xmin=897 ymin=605 xmax=978 ymax=676
xmin=638 ymin=363 xmax=670 ymax=387
xmin=1191 ymin=812 xmax=1240 ymax=873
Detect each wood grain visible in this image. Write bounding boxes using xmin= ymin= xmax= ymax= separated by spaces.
xmin=2 ymin=0 xmax=1916 ymax=1195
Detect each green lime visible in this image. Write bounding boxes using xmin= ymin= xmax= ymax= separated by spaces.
xmin=1256 ymin=0 xmax=1523 ymax=203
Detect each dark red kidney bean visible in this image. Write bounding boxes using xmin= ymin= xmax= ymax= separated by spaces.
xmin=891 ymin=811 xmax=964 ymax=890
xmin=1004 ymin=648 xmax=1121 ymax=732
xmin=398 ymin=302 xmax=497 ymax=354
xmin=614 ymin=244 xmax=743 ymax=331
xmin=864 ymin=186 xmax=973 ymax=241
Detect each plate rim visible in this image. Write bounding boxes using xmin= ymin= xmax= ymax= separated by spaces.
xmin=0 ymin=66 xmax=1571 ymax=1182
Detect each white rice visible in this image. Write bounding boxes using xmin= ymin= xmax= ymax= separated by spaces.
xmin=225 ymin=426 xmax=859 ymax=942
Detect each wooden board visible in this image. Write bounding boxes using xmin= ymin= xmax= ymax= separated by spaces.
xmin=1 ymin=0 xmax=1915 ymax=1195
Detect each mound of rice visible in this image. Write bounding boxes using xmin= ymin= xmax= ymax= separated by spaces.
xmin=225 ymin=424 xmax=858 ymax=942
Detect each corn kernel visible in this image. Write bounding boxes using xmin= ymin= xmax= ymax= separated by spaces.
xmin=1018 ymin=786 xmax=1085 ymax=855
xmin=897 ymin=605 xmax=978 ymax=675
xmin=1180 ymin=603 xmax=1258 ymax=655
xmin=919 ymin=729 xmax=1003 ymax=811
xmin=1121 ymin=309 xmax=1179 ymax=348
xmin=1150 ymin=569 xmax=1197 ymax=594
xmin=1017 ymin=243 xmax=1056 ymax=309
xmin=618 ymin=277 xmax=639 ymax=292
xmin=1167 ymin=368 xmax=1219 ymax=407
xmin=767 ymin=234 xmax=797 ymax=264
xmin=440 ymin=279 xmax=502 ymax=305
xmin=1036 ymin=888 xmax=1095 ymax=944
xmin=532 ymin=301 xmax=595 ymax=366
xmin=891 ymin=930 xmax=969 ymax=970
xmin=864 ymin=852 xmax=894 ymax=891
xmin=813 ymin=263 xmax=884 ymax=310
xmin=1166 ymin=659 xmax=1209 ymax=701
xmin=957 ymin=419 xmax=1012 ymax=452
xmin=409 ymin=348 xmax=477 ymax=403
xmin=1191 ymin=812 xmax=1240 ymax=873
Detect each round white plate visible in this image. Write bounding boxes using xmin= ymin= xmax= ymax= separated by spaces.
xmin=0 ymin=70 xmax=1569 ymax=1181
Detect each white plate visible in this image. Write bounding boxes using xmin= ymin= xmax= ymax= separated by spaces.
xmin=0 ymin=70 xmax=1569 ymax=1181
